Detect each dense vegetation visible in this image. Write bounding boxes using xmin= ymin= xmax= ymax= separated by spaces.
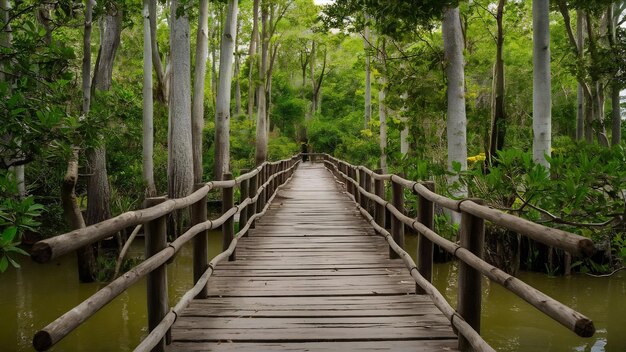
xmin=1 ymin=0 xmax=625 ymax=278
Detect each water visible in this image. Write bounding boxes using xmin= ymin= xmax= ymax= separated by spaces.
xmin=1 ymin=232 xmax=624 ymax=351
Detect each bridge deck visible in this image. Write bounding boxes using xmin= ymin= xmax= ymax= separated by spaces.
xmin=169 ymin=163 xmax=458 ymax=351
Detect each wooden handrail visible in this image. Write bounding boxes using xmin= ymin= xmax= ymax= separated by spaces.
xmin=324 ymin=158 xmax=596 ymax=340
xmin=31 ymin=156 xmax=300 ymax=263
xmin=324 ymin=155 xmax=595 ymax=258
xmin=32 ymin=156 xmax=301 ymax=351
xmin=325 ymin=165 xmax=494 ymax=352
xmin=134 ymin=162 xmax=299 ymax=352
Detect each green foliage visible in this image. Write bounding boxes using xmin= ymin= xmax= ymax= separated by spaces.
xmin=0 ymin=170 xmax=44 ymax=273
xmin=454 ymin=141 xmax=626 ymax=272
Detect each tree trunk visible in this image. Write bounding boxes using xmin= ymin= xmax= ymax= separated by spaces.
xmin=576 ymin=10 xmax=584 ymax=141
xmin=267 ymin=41 xmax=279 ymax=132
xmin=214 ymin=0 xmax=239 ymax=180
xmin=168 ymin=0 xmax=193 ymax=199
xmin=378 ymin=37 xmax=388 ymax=174
xmin=142 ymin=0 xmax=156 ymax=197
xmin=608 ymin=4 xmax=621 ymax=146
xmin=255 ymin=0 xmax=269 ymax=165
xmin=234 ymin=17 xmax=242 ymax=116
xmin=488 ymin=0 xmax=506 ymax=167
xmin=192 ymin=0 xmax=209 ymax=184
xmin=62 ymin=149 xmax=96 ymax=282
xmin=87 ymin=7 xmax=122 ymax=226
xmin=148 ymin=0 xmax=167 ymax=103
xmin=585 ymin=12 xmax=609 ymax=147
xmin=532 ymin=0 xmax=551 ymax=168
xmin=310 ymin=40 xmax=317 ymax=118
xmin=1 ymin=0 xmax=24 ymax=198
xmin=442 ymin=7 xmax=468 ymax=197
xmin=364 ymin=19 xmax=372 ymax=128
xmin=67 ymin=0 xmax=97 ymax=282
xmin=247 ymin=0 xmax=259 ymax=118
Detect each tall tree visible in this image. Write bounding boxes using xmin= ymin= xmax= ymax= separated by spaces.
xmin=487 ymin=0 xmax=507 ymax=166
xmin=68 ymin=0 xmax=97 ymax=282
xmin=608 ymin=3 xmax=621 ymax=145
xmin=442 ymin=6 xmax=468 ymax=198
xmin=168 ymin=0 xmax=193 ymax=199
xmin=255 ymin=0 xmax=269 ymax=164
xmin=143 ymin=0 xmax=156 ymax=196
xmin=149 ymin=0 xmax=168 ymax=103
xmin=87 ymin=5 xmax=123 ymax=226
xmin=234 ymin=16 xmax=242 ymax=116
xmin=214 ymin=0 xmax=239 ymax=179
xmin=192 ymin=0 xmax=209 ymax=183
xmin=247 ymin=0 xmax=260 ymax=118
xmin=0 ymin=0 xmax=23 ymax=198
xmin=363 ymin=16 xmax=372 ymax=128
xmin=532 ymin=0 xmax=551 ymax=168
xmin=378 ymin=37 xmax=388 ymax=174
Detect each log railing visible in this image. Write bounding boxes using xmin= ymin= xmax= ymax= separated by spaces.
xmin=317 ymin=153 xmax=596 ymax=352
xmin=30 ymin=155 xmax=301 ymax=352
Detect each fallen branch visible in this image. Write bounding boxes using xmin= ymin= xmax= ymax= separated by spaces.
xmin=113 ymin=224 xmax=142 ymax=279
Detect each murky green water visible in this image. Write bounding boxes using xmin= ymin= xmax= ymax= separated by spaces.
xmin=1 ymin=232 xmax=624 ymax=351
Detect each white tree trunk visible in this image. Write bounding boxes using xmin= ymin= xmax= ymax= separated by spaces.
xmin=379 ymin=88 xmax=388 ymax=173
xmin=214 ymin=0 xmax=239 ymax=180
xmin=364 ymin=22 xmax=372 ymax=127
xmin=247 ymin=0 xmax=259 ymax=118
xmin=168 ymin=0 xmax=193 ymax=198
xmin=255 ymin=1 xmax=268 ymax=165
xmin=192 ymin=0 xmax=209 ymax=183
xmin=576 ymin=10 xmax=584 ymax=141
xmin=442 ymin=7 xmax=468 ymax=198
xmin=142 ymin=0 xmax=156 ymax=196
xmin=532 ymin=0 xmax=551 ymax=168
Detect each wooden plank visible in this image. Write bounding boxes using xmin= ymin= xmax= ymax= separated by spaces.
xmin=168 ymin=340 xmax=458 ymax=352
xmin=168 ymin=164 xmax=458 ymax=351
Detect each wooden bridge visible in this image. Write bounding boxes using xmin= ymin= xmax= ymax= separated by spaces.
xmin=30 ymin=154 xmax=596 ymax=352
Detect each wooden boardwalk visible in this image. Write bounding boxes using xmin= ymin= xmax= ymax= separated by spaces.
xmin=169 ymin=163 xmax=458 ymax=351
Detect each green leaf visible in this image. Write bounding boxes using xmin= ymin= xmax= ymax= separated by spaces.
xmin=5 ymin=246 xmax=28 ymax=256
xmin=1 ymin=227 xmax=17 ymax=244
xmin=7 ymin=256 xmax=20 ymax=269
xmin=0 ymin=256 xmax=8 ymax=273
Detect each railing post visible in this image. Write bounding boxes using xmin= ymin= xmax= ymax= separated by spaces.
xmin=239 ymin=169 xmax=250 ymax=235
xmin=191 ymin=184 xmax=209 ymax=299
xmin=374 ymin=169 xmax=385 ymax=227
xmin=144 ymin=196 xmax=169 ymax=351
xmin=248 ymin=170 xmax=258 ymax=230
xmin=457 ymin=200 xmax=485 ymax=351
xmin=416 ymin=181 xmax=435 ymax=295
xmin=364 ymin=171 xmax=372 ymax=215
xmin=358 ymin=168 xmax=367 ymax=210
xmin=258 ymin=164 xmax=266 ymax=212
xmin=350 ymin=167 xmax=359 ymax=204
xmin=389 ymin=176 xmax=404 ymax=259
xmin=222 ymin=172 xmax=235 ymax=261
xmin=345 ymin=165 xmax=353 ymax=196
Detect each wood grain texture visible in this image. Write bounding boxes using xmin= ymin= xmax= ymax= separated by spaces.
xmin=168 ymin=163 xmax=458 ymax=351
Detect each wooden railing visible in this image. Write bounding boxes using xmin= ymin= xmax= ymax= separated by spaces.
xmin=316 ymin=153 xmax=596 ymax=352
xmin=30 ymin=155 xmax=301 ymax=351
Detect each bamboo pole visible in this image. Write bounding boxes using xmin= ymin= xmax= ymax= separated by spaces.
xmin=417 ymin=181 xmax=434 ymax=295
xmin=191 ymin=184 xmax=208 ymax=299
